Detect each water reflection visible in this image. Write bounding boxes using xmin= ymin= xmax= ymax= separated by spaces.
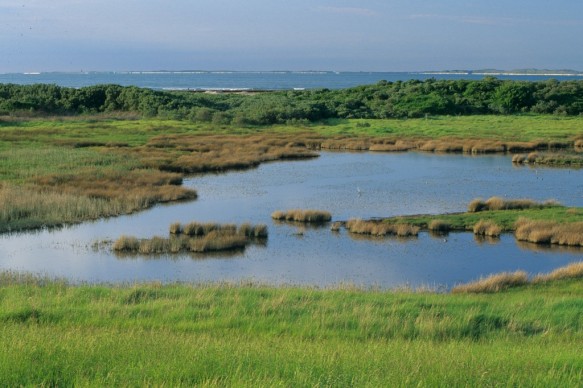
xmin=473 ymin=235 xmax=501 ymax=245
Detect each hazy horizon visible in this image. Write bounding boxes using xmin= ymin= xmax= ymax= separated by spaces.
xmin=1 ymin=1 xmax=582 ymax=73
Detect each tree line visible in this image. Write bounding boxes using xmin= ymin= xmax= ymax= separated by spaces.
xmin=1 ymin=77 xmax=583 ymax=124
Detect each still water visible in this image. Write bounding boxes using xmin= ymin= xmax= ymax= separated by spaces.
xmin=1 ymin=152 xmax=582 ymax=288
xmin=1 ymin=71 xmax=581 ymax=90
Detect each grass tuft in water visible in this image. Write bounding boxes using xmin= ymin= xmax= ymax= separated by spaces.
xmin=271 ymin=209 xmax=332 ymax=223
xmin=473 ymin=220 xmax=502 ymax=237
xmin=345 ymin=219 xmax=419 ymax=237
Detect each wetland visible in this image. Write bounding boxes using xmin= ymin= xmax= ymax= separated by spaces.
xmin=1 ymin=150 xmax=582 ymax=288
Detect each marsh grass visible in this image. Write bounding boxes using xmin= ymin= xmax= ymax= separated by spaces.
xmin=451 ymin=271 xmax=529 ymax=293
xmin=189 ymin=231 xmax=248 ymax=253
xmin=428 ymin=219 xmax=451 ymax=233
xmin=512 ymin=152 xmax=583 ymax=166
xmin=114 ymin=222 xmax=267 ymax=254
xmin=170 ymin=222 xmax=268 ymax=238
xmin=113 ymin=233 xmax=247 ymax=254
xmin=468 ymin=196 xmax=556 ymax=213
xmin=514 ymin=218 xmax=583 ymax=246
xmin=532 ymin=262 xmax=583 ymax=283
xmin=271 ymin=209 xmax=332 ymax=223
xmin=473 ymin=220 xmax=502 ymax=237
xmin=345 ymin=219 xmax=420 ymax=237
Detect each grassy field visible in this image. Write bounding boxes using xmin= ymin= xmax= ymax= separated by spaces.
xmin=1 ymin=270 xmax=582 ymax=386
xmin=1 ymin=114 xmax=582 ymax=232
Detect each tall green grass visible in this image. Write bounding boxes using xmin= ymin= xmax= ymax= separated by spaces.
xmin=1 ymin=266 xmax=583 ymax=386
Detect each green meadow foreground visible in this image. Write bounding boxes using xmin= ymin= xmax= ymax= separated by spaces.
xmin=1 ymin=267 xmax=583 ymax=386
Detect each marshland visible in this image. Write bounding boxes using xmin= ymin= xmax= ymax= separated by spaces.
xmin=2 ymin=80 xmax=583 ymax=385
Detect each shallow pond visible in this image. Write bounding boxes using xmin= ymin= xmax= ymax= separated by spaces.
xmin=1 ymin=152 xmax=582 ymax=288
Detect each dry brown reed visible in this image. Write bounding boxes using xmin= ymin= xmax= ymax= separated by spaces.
xmin=137 ymin=133 xmax=320 ymax=174
xmin=345 ymin=219 xmax=419 ymax=237
xmin=33 ymin=169 xmax=197 ymax=206
xmin=428 ymin=220 xmax=451 ymax=233
xmin=169 ymin=222 xmax=182 ymax=234
xmin=467 ymin=196 xmax=556 ymax=213
xmin=188 ymin=231 xmax=247 ymax=253
xmin=271 ymin=209 xmax=332 ymax=223
xmin=512 ymin=152 xmax=583 ymax=166
xmin=472 ymin=220 xmax=502 ymax=237
xmin=0 ymin=184 xmax=183 ymax=232
xmin=514 ymin=218 xmax=583 ymax=247
xmin=451 ymin=271 xmax=529 ymax=294
xmin=532 ymin=262 xmax=583 ymax=283
xmin=171 ymin=222 xmax=268 ymax=238
xmin=238 ymin=223 xmax=269 ymax=238
xmin=113 ymin=231 xmax=249 ymax=254
xmin=112 ymin=235 xmax=140 ymax=252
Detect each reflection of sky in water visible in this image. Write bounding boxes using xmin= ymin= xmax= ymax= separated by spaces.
xmin=1 ymin=152 xmax=582 ymax=288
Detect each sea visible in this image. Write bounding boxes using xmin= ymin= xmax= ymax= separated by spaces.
xmin=1 ymin=71 xmax=582 ymax=91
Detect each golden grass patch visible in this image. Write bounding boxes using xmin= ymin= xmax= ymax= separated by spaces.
xmin=451 ymin=271 xmax=528 ymax=294
xmin=345 ymin=219 xmax=419 ymax=237
xmin=271 ymin=209 xmax=332 ymax=223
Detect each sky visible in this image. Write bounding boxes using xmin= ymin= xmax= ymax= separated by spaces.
xmin=1 ymin=0 xmax=582 ymax=72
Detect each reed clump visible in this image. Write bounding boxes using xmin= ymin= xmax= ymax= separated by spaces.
xmin=112 ymin=235 xmax=140 ymax=252
xmin=472 ymin=220 xmax=502 ymax=237
xmin=170 ymin=222 xmax=268 ymax=238
xmin=345 ymin=219 xmax=420 ymax=237
xmin=188 ymin=231 xmax=248 ymax=253
xmin=514 ymin=218 xmax=583 ymax=247
xmin=113 ymin=232 xmax=250 ymax=254
xmin=532 ymin=262 xmax=583 ymax=283
xmin=512 ymin=152 xmax=583 ymax=166
xmin=467 ymin=196 xmax=557 ymax=213
xmin=271 ymin=209 xmax=332 ymax=223
xmin=451 ymin=271 xmax=529 ymax=294
xmin=428 ymin=220 xmax=451 ymax=233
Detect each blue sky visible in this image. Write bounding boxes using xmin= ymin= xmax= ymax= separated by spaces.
xmin=1 ymin=0 xmax=582 ymax=72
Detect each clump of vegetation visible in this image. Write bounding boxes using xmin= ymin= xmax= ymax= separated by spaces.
xmin=428 ymin=219 xmax=451 ymax=233
xmin=472 ymin=220 xmax=502 ymax=237
xmin=114 ymin=221 xmax=268 ymax=255
xmin=188 ymin=231 xmax=248 ymax=253
xmin=452 ymin=271 xmax=529 ymax=293
xmin=345 ymin=219 xmax=419 ymax=237
xmin=112 ymin=235 xmax=140 ymax=252
xmin=271 ymin=209 xmax=332 ymax=223
xmin=467 ymin=196 xmax=557 ymax=213
xmin=238 ymin=223 xmax=268 ymax=238
xmin=512 ymin=151 xmax=583 ymax=166
xmin=170 ymin=222 xmax=267 ymax=238
xmin=514 ymin=218 xmax=583 ymax=246
xmin=532 ymin=262 xmax=583 ymax=283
